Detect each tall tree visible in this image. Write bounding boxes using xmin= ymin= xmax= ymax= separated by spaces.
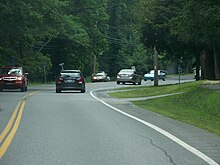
xmin=171 ymin=0 xmax=220 ymax=79
xmin=70 ymin=0 xmax=109 ymax=74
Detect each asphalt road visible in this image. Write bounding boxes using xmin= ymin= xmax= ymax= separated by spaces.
xmin=0 ymin=76 xmax=219 ymax=165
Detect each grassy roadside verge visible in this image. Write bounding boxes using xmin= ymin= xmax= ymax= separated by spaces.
xmin=109 ymin=81 xmax=220 ymax=136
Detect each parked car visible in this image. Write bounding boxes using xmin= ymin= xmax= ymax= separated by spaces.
xmin=144 ymin=70 xmax=166 ymax=81
xmin=0 ymin=66 xmax=28 ymax=92
xmin=193 ymin=67 xmax=201 ymax=79
xmin=116 ymin=69 xmax=142 ymax=85
xmin=91 ymin=71 xmax=110 ymax=82
xmin=55 ymin=70 xmax=85 ymax=93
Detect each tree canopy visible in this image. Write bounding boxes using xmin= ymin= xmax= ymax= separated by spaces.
xmin=0 ymin=0 xmax=219 ymax=81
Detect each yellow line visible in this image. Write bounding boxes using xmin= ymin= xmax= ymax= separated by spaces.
xmin=0 ymin=101 xmax=21 ymax=143
xmin=0 ymin=100 xmax=26 ymax=159
xmin=0 ymin=91 xmax=39 ymax=159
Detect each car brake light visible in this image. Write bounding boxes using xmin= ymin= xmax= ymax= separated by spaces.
xmin=56 ymin=77 xmax=63 ymax=83
xmin=76 ymin=77 xmax=84 ymax=83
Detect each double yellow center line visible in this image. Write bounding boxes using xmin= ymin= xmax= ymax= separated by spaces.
xmin=0 ymin=91 xmax=39 ymax=159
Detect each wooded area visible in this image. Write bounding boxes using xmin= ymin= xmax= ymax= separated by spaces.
xmin=0 ymin=0 xmax=219 ymax=81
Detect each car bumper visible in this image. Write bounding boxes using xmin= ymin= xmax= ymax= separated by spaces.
xmin=91 ymin=78 xmax=106 ymax=82
xmin=144 ymin=76 xmax=165 ymax=81
xmin=117 ymin=78 xmax=135 ymax=83
xmin=56 ymin=83 xmax=84 ymax=90
xmin=0 ymin=81 xmax=24 ymax=89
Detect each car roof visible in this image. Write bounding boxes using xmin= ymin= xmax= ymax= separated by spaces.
xmin=1 ymin=66 xmax=22 ymax=69
xmin=119 ymin=69 xmax=135 ymax=72
xmin=120 ymin=69 xmax=135 ymax=71
xmin=95 ymin=71 xmax=105 ymax=73
xmin=60 ymin=70 xmax=81 ymax=73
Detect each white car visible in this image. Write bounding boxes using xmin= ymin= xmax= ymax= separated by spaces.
xmin=144 ymin=70 xmax=166 ymax=81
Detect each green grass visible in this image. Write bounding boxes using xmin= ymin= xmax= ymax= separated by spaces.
xmin=109 ymin=81 xmax=202 ymax=98
xmin=109 ymin=81 xmax=220 ymax=136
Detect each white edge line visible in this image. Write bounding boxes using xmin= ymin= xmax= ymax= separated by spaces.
xmin=90 ymin=89 xmax=218 ymax=165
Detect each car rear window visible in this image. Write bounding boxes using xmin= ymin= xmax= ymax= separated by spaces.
xmin=60 ymin=71 xmax=80 ymax=77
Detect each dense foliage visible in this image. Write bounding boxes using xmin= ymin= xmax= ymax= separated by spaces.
xmin=0 ymin=0 xmax=219 ymax=81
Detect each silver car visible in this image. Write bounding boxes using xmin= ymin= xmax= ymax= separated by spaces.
xmin=116 ymin=69 xmax=142 ymax=85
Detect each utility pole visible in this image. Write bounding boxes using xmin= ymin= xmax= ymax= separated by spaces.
xmin=154 ymin=45 xmax=158 ymax=86
xmin=43 ymin=63 xmax=47 ymax=83
xmin=93 ymin=54 xmax=96 ymax=73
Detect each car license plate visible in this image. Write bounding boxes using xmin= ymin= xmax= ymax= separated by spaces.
xmin=65 ymin=80 xmax=74 ymax=83
xmin=6 ymin=82 xmax=14 ymax=85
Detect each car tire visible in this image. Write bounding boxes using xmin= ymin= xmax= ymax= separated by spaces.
xmin=117 ymin=81 xmax=120 ymax=84
xmin=25 ymin=86 xmax=27 ymax=91
xmin=56 ymin=89 xmax=61 ymax=93
xmin=21 ymin=86 xmax=25 ymax=92
xmin=163 ymin=78 xmax=165 ymax=81
xmin=0 ymin=88 xmax=3 ymax=92
xmin=81 ymin=89 xmax=85 ymax=93
xmin=138 ymin=81 xmax=141 ymax=85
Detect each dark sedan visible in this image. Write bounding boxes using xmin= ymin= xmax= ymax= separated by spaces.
xmin=55 ymin=70 xmax=85 ymax=93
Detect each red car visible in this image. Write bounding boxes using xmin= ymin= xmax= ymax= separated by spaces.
xmin=0 ymin=66 xmax=28 ymax=92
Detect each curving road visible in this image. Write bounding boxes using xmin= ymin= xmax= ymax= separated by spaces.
xmin=0 ymin=76 xmax=219 ymax=165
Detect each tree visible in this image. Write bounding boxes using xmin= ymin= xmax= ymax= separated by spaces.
xmin=69 ymin=0 xmax=109 ymax=74
xmin=171 ymin=0 xmax=220 ymax=80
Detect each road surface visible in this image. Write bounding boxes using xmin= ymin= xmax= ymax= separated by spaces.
xmin=0 ymin=76 xmax=219 ymax=165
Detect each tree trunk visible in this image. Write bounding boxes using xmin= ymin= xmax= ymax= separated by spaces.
xmin=195 ymin=52 xmax=200 ymax=81
xmin=200 ymin=48 xmax=215 ymax=80
xmin=213 ymin=46 xmax=220 ymax=80
xmin=200 ymin=49 xmax=206 ymax=79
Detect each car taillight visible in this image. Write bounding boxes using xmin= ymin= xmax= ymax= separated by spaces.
xmin=56 ymin=77 xmax=63 ymax=83
xmin=76 ymin=77 xmax=84 ymax=83
xmin=129 ymin=74 xmax=133 ymax=78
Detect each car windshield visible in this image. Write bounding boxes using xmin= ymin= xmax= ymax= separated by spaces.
xmin=149 ymin=70 xmax=161 ymax=74
xmin=95 ymin=72 xmax=105 ymax=76
xmin=0 ymin=68 xmax=22 ymax=76
xmin=119 ymin=70 xmax=134 ymax=74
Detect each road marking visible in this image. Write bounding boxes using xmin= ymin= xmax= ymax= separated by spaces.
xmin=0 ymin=91 xmax=39 ymax=159
xmin=0 ymin=100 xmax=21 ymax=143
xmin=0 ymin=100 xmax=25 ymax=159
xmin=90 ymin=89 xmax=219 ymax=165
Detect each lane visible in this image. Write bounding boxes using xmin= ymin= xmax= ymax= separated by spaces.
xmin=1 ymin=87 xmax=205 ymax=165
xmin=0 ymin=91 xmax=28 ymax=135
xmin=0 ymin=76 xmax=219 ymax=165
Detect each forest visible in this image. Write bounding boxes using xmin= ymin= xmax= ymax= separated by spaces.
xmin=0 ymin=0 xmax=219 ymax=81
